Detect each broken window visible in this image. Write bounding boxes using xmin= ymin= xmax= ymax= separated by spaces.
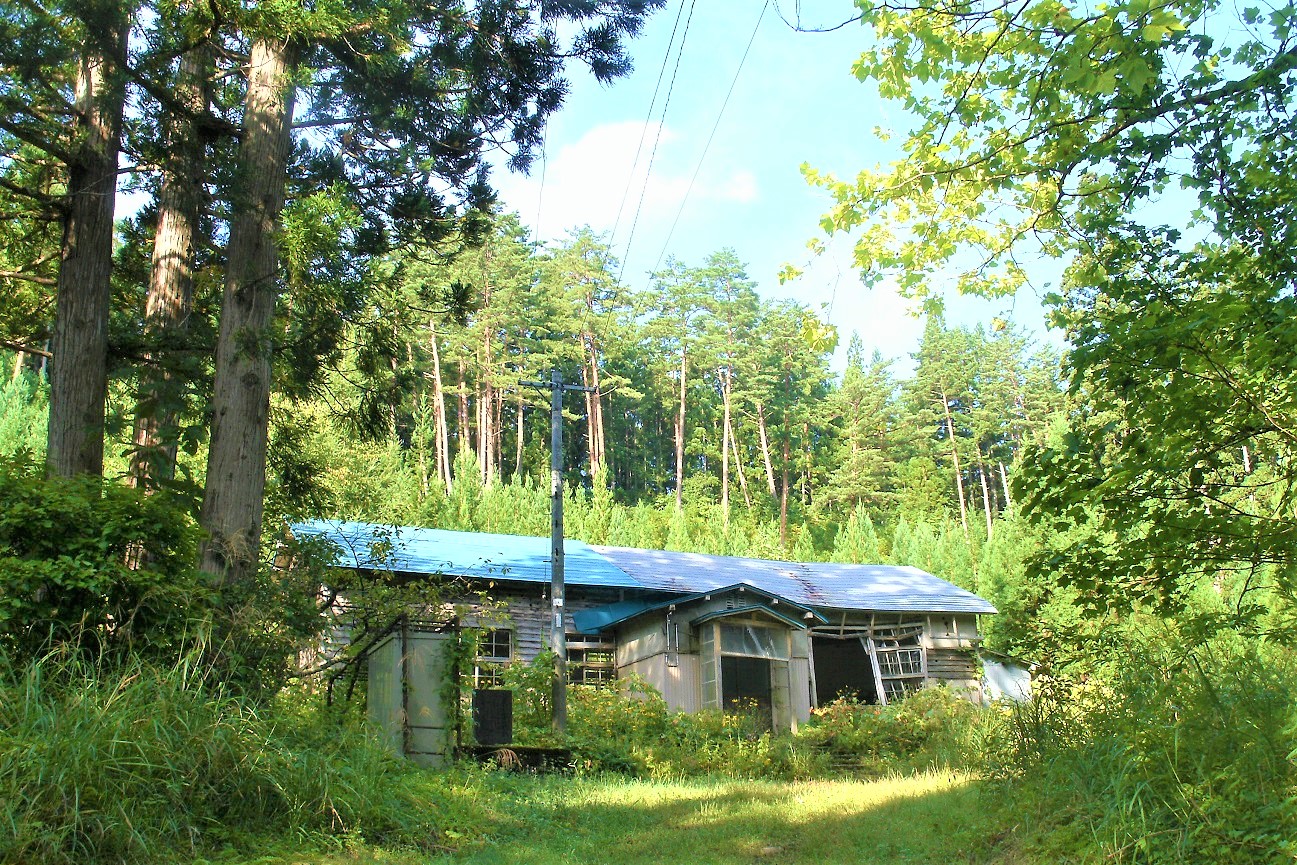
xmin=568 ymin=635 xmax=616 ymax=686
xmin=473 ymin=628 xmax=512 ymax=688
xmin=868 ymin=620 xmax=926 ymax=703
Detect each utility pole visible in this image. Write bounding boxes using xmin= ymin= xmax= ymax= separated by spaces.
xmin=521 ymin=368 xmax=594 ymax=735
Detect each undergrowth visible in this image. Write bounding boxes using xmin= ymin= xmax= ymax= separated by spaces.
xmin=499 ymin=657 xmax=987 ymax=780
xmin=0 ymin=650 xmax=490 ymax=865
xmin=984 ymin=630 xmax=1297 ymax=864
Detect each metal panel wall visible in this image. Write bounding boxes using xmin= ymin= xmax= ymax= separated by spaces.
xmin=403 ymin=627 xmax=454 ymax=766
xmin=367 ymin=632 xmax=403 ymax=753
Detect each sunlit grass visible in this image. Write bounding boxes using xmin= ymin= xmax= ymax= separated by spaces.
xmin=243 ymin=771 xmax=1019 ymax=865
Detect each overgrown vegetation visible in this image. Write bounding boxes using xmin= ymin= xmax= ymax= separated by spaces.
xmin=0 ymin=650 xmax=497 ymax=865
xmin=987 ymin=629 xmax=1297 ymax=864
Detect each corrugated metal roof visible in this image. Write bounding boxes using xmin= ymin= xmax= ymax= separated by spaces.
xmin=291 ymin=521 xmax=996 ymax=615
xmin=291 ymin=520 xmax=647 ymax=589
xmin=592 ymin=547 xmax=997 ymax=615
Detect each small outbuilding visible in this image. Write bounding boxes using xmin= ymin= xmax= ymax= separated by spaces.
xmin=293 ymin=520 xmax=997 ymax=732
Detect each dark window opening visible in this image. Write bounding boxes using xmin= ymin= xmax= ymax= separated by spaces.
xmin=568 ymin=635 xmax=616 ymax=686
xmin=812 ymin=636 xmax=880 ymax=705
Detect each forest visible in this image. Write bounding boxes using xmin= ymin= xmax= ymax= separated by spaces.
xmin=1 ymin=0 xmax=1296 ymax=861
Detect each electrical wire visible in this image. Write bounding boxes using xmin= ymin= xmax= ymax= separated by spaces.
xmin=615 ymin=0 xmax=698 ymax=284
xmin=532 ymin=121 xmax=548 ymax=246
xmin=651 ymin=0 xmax=769 ymax=275
xmin=608 ymin=0 xmax=690 ymax=251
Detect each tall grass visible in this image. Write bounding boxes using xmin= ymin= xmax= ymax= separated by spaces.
xmin=988 ymin=632 xmax=1297 ymax=864
xmin=0 ymin=650 xmax=460 ymax=864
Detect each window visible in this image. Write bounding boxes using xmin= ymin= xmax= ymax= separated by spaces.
xmin=719 ymin=622 xmax=786 ymax=659
xmin=868 ymin=619 xmax=926 ymax=703
xmin=568 ymin=635 xmax=616 ymax=686
xmin=473 ymin=628 xmax=512 ymax=688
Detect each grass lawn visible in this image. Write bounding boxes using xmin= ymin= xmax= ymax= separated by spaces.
xmin=221 ymin=771 xmax=1034 ymax=865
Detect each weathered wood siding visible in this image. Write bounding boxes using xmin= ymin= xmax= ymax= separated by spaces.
xmin=926 ymin=648 xmax=980 ymax=690
xmin=457 ymin=585 xmax=625 ymax=661
xmin=923 ymin=614 xmax=981 ymax=650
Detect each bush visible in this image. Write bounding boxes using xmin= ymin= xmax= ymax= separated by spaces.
xmin=497 ymin=649 xmax=984 ymax=781
xmin=796 ymin=686 xmax=986 ymax=775
xmin=0 ymin=457 xmax=208 ymax=665
xmin=989 ymin=631 xmax=1297 ymax=864
xmin=0 ymin=650 xmax=469 ymax=864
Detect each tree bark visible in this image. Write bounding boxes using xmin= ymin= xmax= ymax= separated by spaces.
xmin=779 ymin=433 xmax=791 ymax=548
xmin=720 ymin=369 xmax=732 ymax=525
xmin=979 ymin=462 xmax=993 ymax=541
xmin=130 ymin=46 xmax=210 ymax=489
xmin=514 ymin=389 xmax=525 ymax=478
xmin=674 ymin=342 xmax=687 ymax=511
xmin=940 ymin=389 xmax=969 ymax=537
xmin=755 ymin=400 xmax=777 ymax=497
xmin=457 ymin=361 xmax=470 ymax=457
xmin=198 ymin=38 xmax=296 ymax=585
xmin=728 ymin=417 xmax=751 ymax=507
xmin=428 ymin=319 xmax=452 ymax=491
xmin=46 ymin=20 xmax=128 ymax=478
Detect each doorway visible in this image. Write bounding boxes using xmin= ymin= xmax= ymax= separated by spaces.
xmin=721 ymin=655 xmax=773 ymax=729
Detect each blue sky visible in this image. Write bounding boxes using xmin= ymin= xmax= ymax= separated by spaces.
xmin=492 ymin=0 xmax=1065 ymax=374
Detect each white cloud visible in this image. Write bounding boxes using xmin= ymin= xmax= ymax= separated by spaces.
xmin=494 ymin=121 xmax=760 ymax=247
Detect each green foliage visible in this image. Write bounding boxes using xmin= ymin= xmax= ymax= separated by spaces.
xmin=0 ymin=457 xmax=205 ymax=664
xmin=0 ymin=370 xmax=46 ymax=459
xmin=798 ymin=687 xmax=986 ymax=776
xmin=0 ymin=651 xmax=478 ymax=865
xmin=495 ymin=649 xmax=988 ymax=782
xmin=987 ymin=630 xmax=1297 ymax=864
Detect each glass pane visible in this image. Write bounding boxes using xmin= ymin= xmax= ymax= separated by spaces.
xmin=719 ymin=623 xmax=784 ymax=659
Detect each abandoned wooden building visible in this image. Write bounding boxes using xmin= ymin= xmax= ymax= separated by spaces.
xmin=294 ymin=520 xmax=997 ymax=732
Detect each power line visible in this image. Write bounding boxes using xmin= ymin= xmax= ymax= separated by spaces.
xmin=532 ymin=121 xmax=548 ymax=245
xmin=653 ymin=0 xmax=769 ymax=275
xmin=608 ymin=0 xmax=690 ymax=251
xmin=615 ymin=0 xmax=698 ymax=285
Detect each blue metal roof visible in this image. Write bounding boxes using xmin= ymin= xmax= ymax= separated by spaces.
xmin=292 ymin=521 xmax=996 ymax=615
xmin=291 ymin=520 xmax=647 ymax=590
xmin=591 ymin=547 xmax=997 ymax=615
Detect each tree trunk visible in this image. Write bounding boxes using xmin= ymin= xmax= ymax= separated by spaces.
xmin=457 ymin=361 xmax=470 ymax=456
xmin=979 ymin=462 xmax=993 ymax=541
xmin=720 ymin=365 xmax=732 ymax=525
xmin=779 ymin=433 xmax=791 ymax=548
xmin=515 ymin=389 xmax=525 ymax=478
xmin=46 ymin=21 xmax=128 ymax=478
xmin=755 ymin=401 xmax=777 ymax=497
xmin=940 ymin=390 xmax=969 ymax=537
xmin=428 ymin=319 xmax=451 ymax=491
xmin=584 ymin=340 xmax=606 ymax=476
xmin=999 ymin=461 xmax=1011 ymax=509
xmin=130 ymin=46 xmax=210 ymax=489
xmin=729 ymin=417 xmax=751 ymax=507
xmin=674 ymin=343 xmax=687 ymax=511
xmin=198 ymin=38 xmax=296 ymax=585
xmin=11 ymin=352 xmax=24 ymax=382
